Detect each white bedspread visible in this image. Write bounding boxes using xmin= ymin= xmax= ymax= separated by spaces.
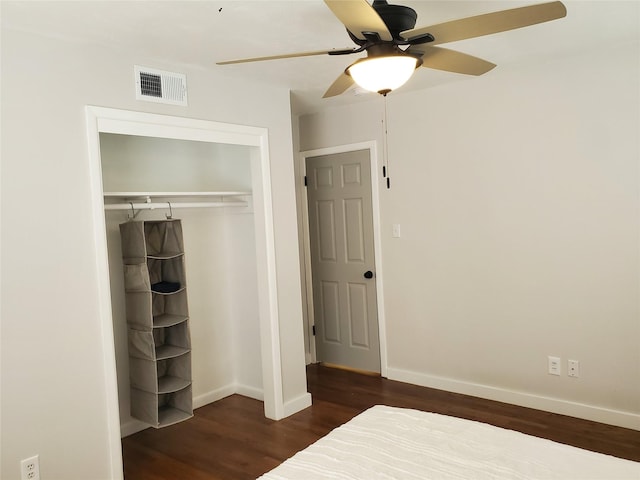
xmin=259 ymin=405 xmax=639 ymax=480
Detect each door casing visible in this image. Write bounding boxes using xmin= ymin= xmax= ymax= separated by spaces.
xmin=86 ymin=106 xmax=291 ymax=478
xmin=299 ymin=141 xmax=387 ymax=376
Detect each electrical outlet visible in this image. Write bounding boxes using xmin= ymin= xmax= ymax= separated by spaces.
xmin=20 ymin=455 xmax=40 ymax=480
xmin=548 ymin=356 xmax=561 ymax=376
xmin=568 ymin=359 xmax=580 ymax=378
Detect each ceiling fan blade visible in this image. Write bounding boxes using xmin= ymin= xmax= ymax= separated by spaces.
xmin=323 ymin=73 xmax=355 ymax=98
xmin=408 ymin=46 xmax=496 ymax=76
xmin=401 ymin=1 xmax=566 ymax=45
xmin=217 ymin=49 xmax=342 ymax=65
xmin=324 ymin=0 xmax=393 ymax=41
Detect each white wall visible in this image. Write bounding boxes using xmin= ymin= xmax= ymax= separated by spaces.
xmin=297 ymin=40 xmax=639 ymax=428
xmin=1 ymin=22 xmax=308 ymax=480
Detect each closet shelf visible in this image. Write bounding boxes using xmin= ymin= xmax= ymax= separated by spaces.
xmin=157 ymin=375 xmax=191 ymax=394
xmin=153 ymin=314 xmax=189 ymax=328
xmin=104 ymin=191 xmax=251 ymax=197
xmin=104 ymin=191 xmax=251 ymax=211
xmin=156 ymin=344 xmax=190 ymax=361
xmin=158 ymin=406 xmax=193 ymax=427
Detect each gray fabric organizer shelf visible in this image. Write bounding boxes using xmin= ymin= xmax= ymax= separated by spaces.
xmin=120 ymin=219 xmax=193 ymax=428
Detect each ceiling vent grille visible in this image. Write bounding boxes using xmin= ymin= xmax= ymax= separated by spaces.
xmin=134 ymin=66 xmax=188 ymax=106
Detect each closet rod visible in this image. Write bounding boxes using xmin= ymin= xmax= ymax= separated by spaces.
xmin=104 ymin=201 xmax=247 ymax=211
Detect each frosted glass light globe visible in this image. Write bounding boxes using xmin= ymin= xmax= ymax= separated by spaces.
xmin=347 ymin=55 xmax=419 ymax=95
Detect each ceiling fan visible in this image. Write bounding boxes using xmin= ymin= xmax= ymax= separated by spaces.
xmin=217 ymin=0 xmax=567 ymax=98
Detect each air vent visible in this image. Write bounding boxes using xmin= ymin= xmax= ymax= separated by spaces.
xmin=134 ymin=66 xmax=187 ymax=106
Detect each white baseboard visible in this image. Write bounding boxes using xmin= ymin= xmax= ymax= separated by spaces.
xmin=235 ymin=383 xmax=264 ymax=401
xmin=386 ymin=367 xmax=640 ymax=431
xmin=193 ymin=384 xmax=237 ymax=409
xmin=283 ymin=392 xmax=313 ymax=417
xmin=120 ymin=384 xmax=313 ymax=438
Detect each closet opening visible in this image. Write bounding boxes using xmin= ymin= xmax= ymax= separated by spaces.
xmin=86 ymin=107 xmax=285 ymax=477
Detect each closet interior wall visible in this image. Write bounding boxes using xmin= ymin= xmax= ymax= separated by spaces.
xmin=100 ymin=133 xmax=262 ymax=435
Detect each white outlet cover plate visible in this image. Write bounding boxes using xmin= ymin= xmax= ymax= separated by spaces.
xmin=568 ymin=359 xmax=580 ymax=377
xmin=20 ymin=455 xmax=40 ymax=480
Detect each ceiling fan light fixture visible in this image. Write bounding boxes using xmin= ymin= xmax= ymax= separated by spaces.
xmin=346 ymin=55 xmax=420 ymax=95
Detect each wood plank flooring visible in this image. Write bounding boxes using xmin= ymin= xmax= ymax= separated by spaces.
xmin=122 ymin=364 xmax=640 ymax=479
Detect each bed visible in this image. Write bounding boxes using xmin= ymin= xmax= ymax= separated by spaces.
xmin=258 ymin=405 xmax=639 ymax=479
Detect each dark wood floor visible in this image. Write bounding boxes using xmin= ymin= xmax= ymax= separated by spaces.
xmin=122 ymin=364 xmax=640 ymax=479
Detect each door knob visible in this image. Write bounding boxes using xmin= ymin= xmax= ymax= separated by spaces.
xmin=364 ymin=270 xmax=374 ymax=279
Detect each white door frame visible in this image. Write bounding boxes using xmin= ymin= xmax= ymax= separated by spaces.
xmin=85 ymin=106 xmax=284 ymax=479
xmin=299 ymin=141 xmax=387 ymax=376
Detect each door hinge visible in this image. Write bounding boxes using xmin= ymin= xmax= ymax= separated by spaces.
xmin=312 ymin=325 xmax=316 ymax=336
xmin=304 ymin=175 xmax=308 ymax=187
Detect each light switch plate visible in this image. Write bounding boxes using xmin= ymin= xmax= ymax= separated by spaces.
xmin=548 ymin=356 xmax=561 ymax=376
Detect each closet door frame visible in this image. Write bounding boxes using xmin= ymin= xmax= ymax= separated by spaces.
xmin=85 ymin=106 xmax=285 ymax=478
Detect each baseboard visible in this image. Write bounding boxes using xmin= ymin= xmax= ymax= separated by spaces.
xmin=233 ymin=384 xmax=311 ymax=417
xmin=283 ymin=392 xmax=313 ymax=417
xmin=386 ymin=367 xmax=640 ymax=431
xmin=121 ymin=383 xmax=312 ymax=438
xmin=234 ymin=383 xmax=264 ymax=401
xmin=195 ymin=384 xmax=312 ymax=416
xmin=193 ymin=384 xmax=237 ymax=409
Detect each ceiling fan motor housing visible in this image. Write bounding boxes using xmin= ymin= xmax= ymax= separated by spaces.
xmin=348 ymin=0 xmax=418 ymax=45
xmin=372 ymin=0 xmax=417 ymax=39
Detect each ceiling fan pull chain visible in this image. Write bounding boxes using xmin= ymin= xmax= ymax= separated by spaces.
xmin=382 ymin=95 xmax=391 ymax=189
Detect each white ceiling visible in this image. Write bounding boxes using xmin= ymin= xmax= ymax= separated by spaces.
xmin=3 ymin=1 xmax=639 ymax=114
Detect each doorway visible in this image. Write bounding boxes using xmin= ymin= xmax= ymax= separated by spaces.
xmin=300 ymin=142 xmax=387 ymax=375
xmin=86 ymin=106 xmax=289 ymax=478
